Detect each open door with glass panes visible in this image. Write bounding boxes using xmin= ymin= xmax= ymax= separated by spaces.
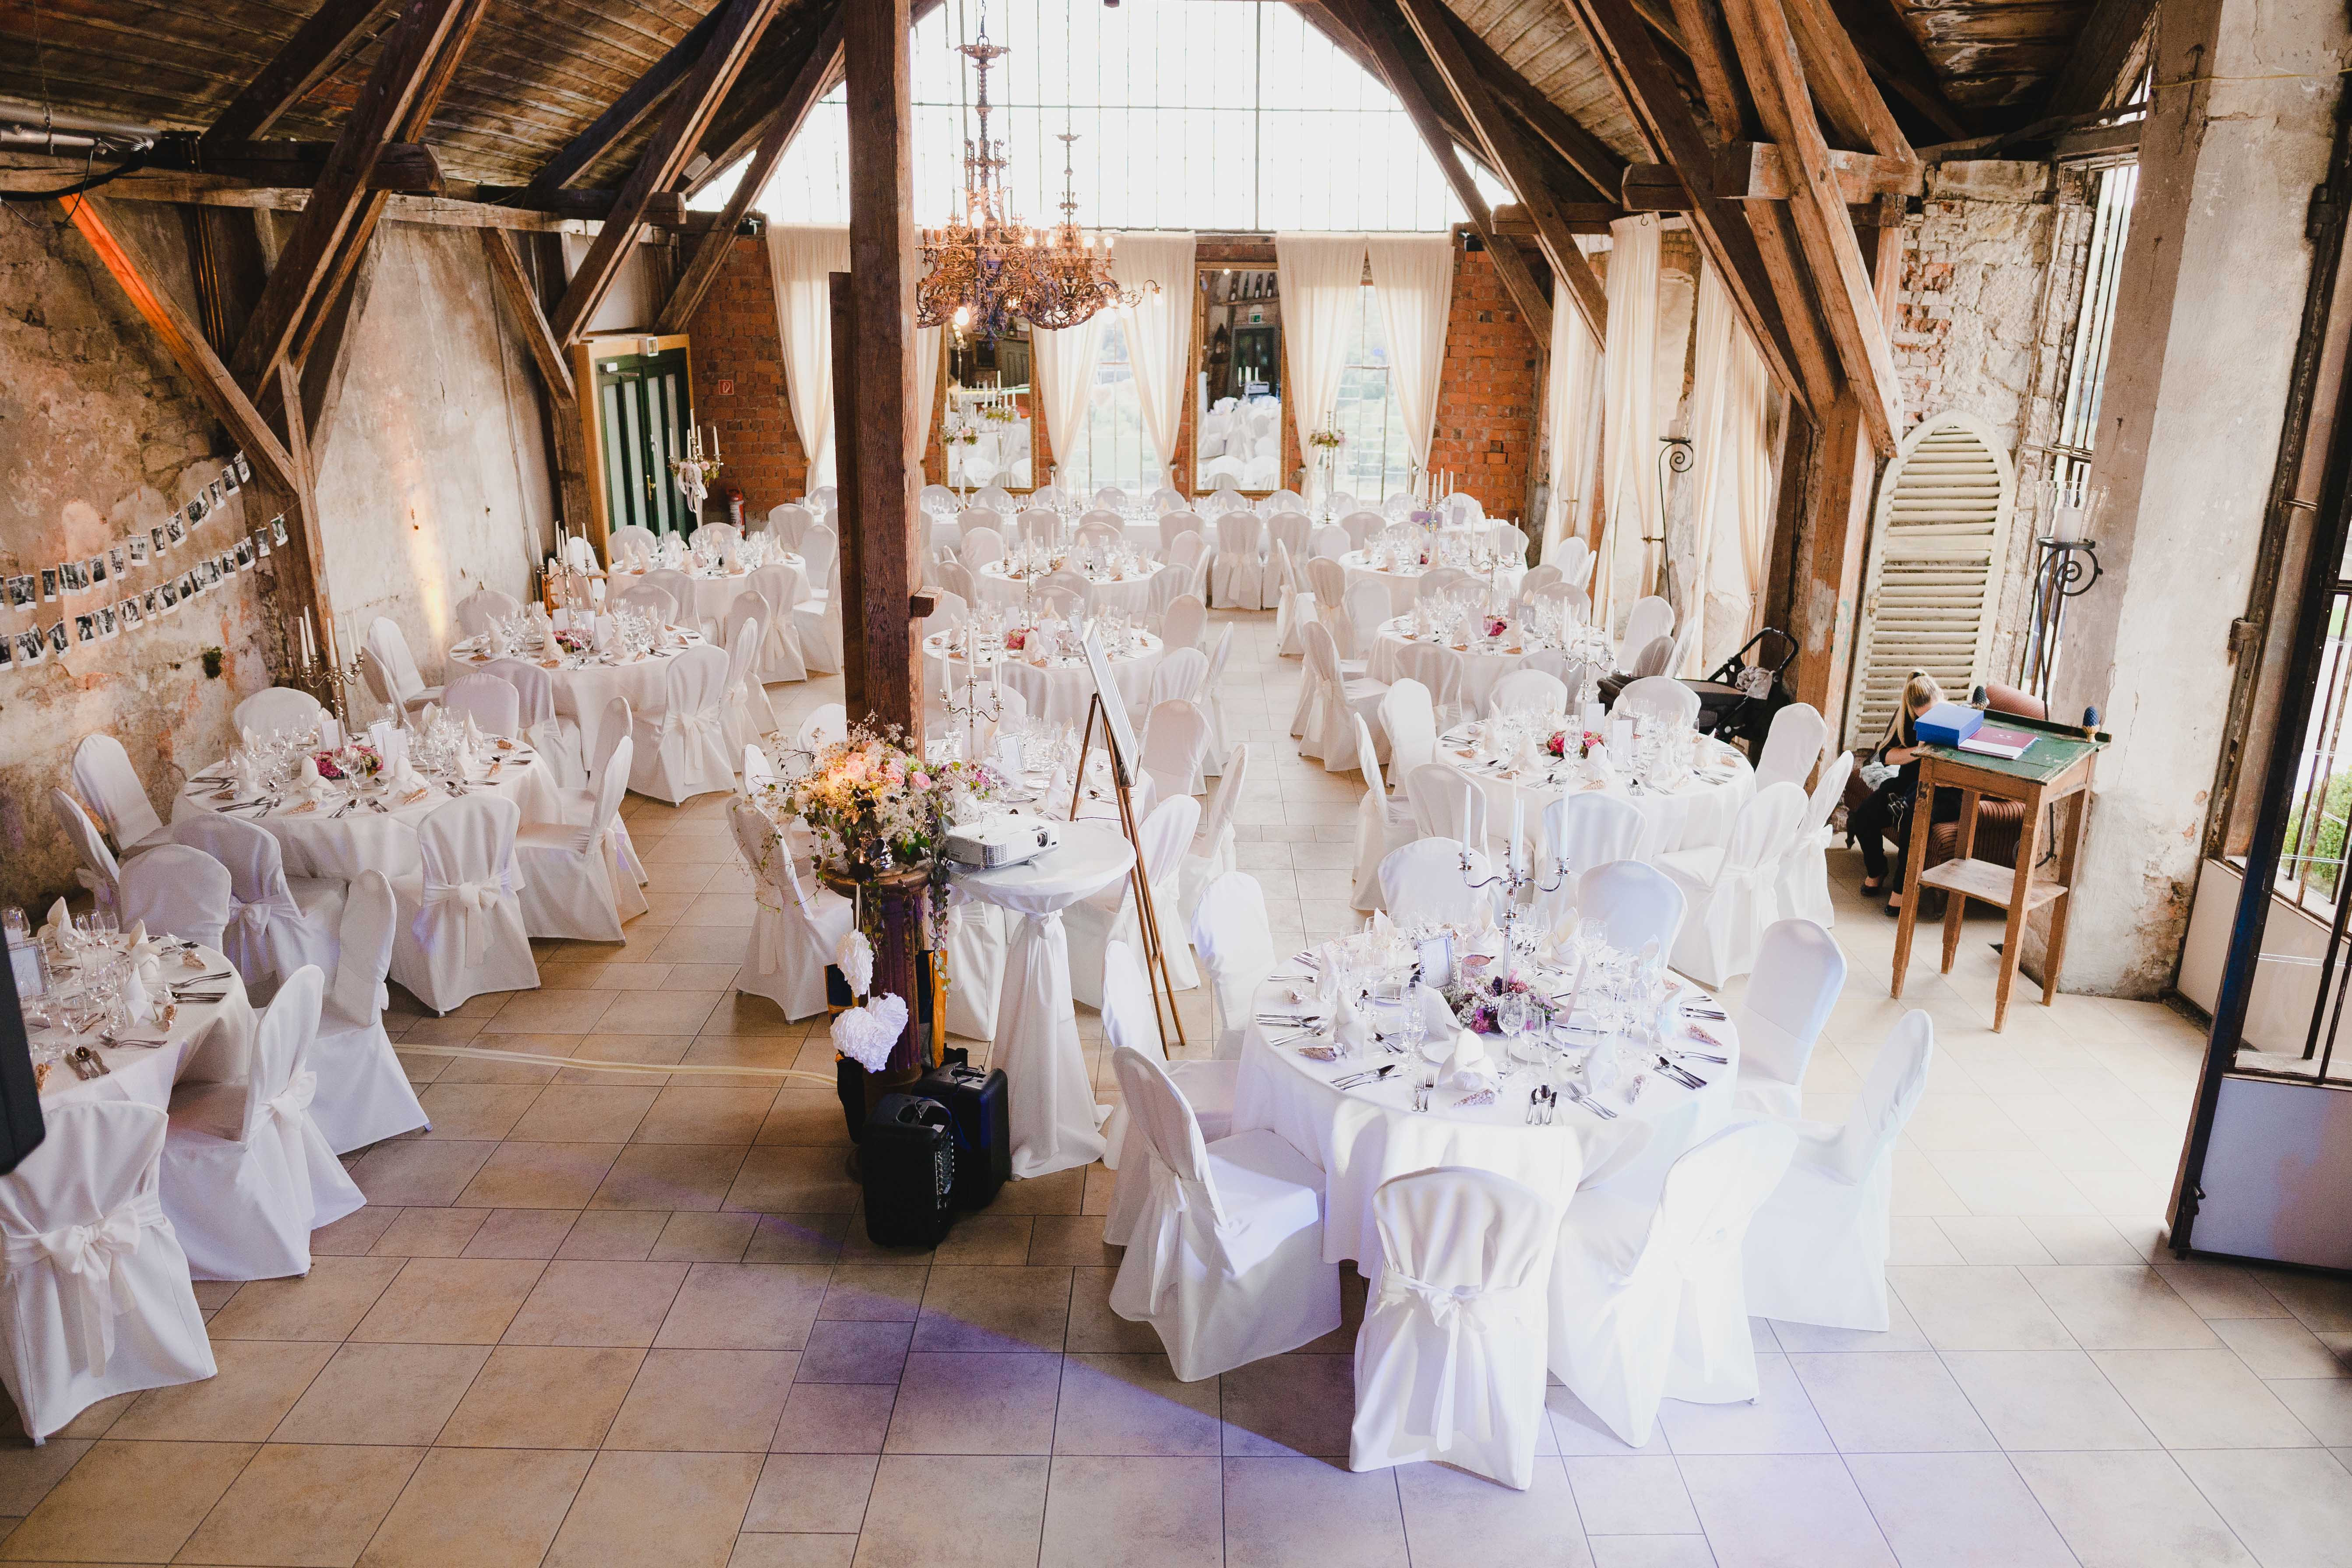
xmin=592 ymin=347 xmax=694 ymax=538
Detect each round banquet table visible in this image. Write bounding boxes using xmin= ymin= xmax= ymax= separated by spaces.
xmin=1367 ymin=616 xmax=1616 ymax=714
xmin=31 ymin=942 xmax=256 ymax=1113
xmin=1433 ymin=722 xmax=1755 ymax=856
xmin=171 ymin=742 xmax=561 ymax=882
xmin=970 ymin=559 xmax=1167 ymax=617
xmin=954 ymin=821 xmax=1136 ymax=1180
xmin=1340 ymin=550 xmax=1525 ymax=617
xmin=450 ymin=632 xmax=708 ymax=772
xmin=609 ymin=557 xmax=809 ymax=629
xmin=1231 ymin=972 xmax=1739 ymax=1266
xmin=921 ymin=630 xmax=1163 ymax=729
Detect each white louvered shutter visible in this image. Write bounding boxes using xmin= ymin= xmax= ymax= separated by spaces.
xmin=1844 ymin=411 xmax=2016 ymax=748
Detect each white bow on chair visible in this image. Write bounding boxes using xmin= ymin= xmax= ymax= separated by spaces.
xmin=426 ymin=878 xmax=498 ymax=964
xmin=1378 ymin=1267 xmax=1519 ymax=1444
xmin=12 ymin=1198 xmax=151 ymax=1374
xmin=1136 ymin=1157 xmax=1202 ymax=1314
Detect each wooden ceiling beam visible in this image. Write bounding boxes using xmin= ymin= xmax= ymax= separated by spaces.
xmin=1394 ymin=0 xmax=1608 ymax=341
xmin=1623 ymin=143 xmax=1923 ymax=205
xmin=523 ymin=1 xmax=729 ymax=197
xmin=482 ymin=227 xmax=576 ymax=400
xmin=158 ymin=139 xmax=444 ymax=193
xmin=1435 ymin=10 xmax=1628 ymax=197
xmin=1491 ymin=201 xmax=1624 ymax=233
xmin=550 ymin=0 xmax=781 ymax=346
xmin=1824 ymin=0 xmax=1972 ymax=141
xmin=658 ymin=6 xmax=844 ymax=335
xmin=1721 ymin=0 xmax=1903 ymax=451
xmin=1781 ymin=0 xmax=1914 ymax=159
xmin=2045 ymin=0 xmax=2157 ymax=117
xmin=1321 ymin=0 xmax=1553 ymax=344
xmin=1559 ymin=0 xmax=1819 ymax=411
xmin=201 ymin=0 xmax=392 ymax=146
xmin=228 ymin=0 xmax=480 ymax=390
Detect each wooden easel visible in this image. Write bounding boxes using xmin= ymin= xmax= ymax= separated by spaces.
xmin=1070 ymin=693 xmax=1188 ymax=1052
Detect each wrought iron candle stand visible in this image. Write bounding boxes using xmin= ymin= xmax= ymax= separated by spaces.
xmin=2018 ymin=536 xmax=2102 ymax=705
xmin=1457 ymin=847 xmax=1573 ymax=978
xmin=941 ymin=660 xmax=1007 ymax=762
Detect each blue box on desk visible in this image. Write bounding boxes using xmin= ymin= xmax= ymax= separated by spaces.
xmin=1915 ymin=702 xmax=1985 ymax=748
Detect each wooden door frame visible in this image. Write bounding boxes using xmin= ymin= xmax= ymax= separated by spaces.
xmin=578 ymin=331 xmax=695 ymax=554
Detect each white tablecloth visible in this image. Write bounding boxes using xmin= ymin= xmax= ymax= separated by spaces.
xmin=33 ymin=943 xmax=255 ymax=1112
xmin=1231 ymin=975 xmax=1738 ymax=1265
xmin=450 ymin=638 xmax=704 ymax=768
xmin=1340 ymin=551 xmax=1525 ymax=616
xmin=1368 ymin=617 xmax=1616 ymax=713
xmin=610 ymin=559 xmax=808 ymax=628
xmin=954 ymin=822 xmax=1135 ymax=1179
xmin=971 ymin=560 xmax=1167 ymax=617
xmin=1434 ymin=726 xmax=1755 ymax=856
xmin=171 ymin=746 xmax=561 ymax=882
xmin=921 ymin=632 xmax=1162 ymax=729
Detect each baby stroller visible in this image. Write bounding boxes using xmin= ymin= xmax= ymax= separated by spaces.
xmin=1689 ymin=628 xmax=1796 ymax=752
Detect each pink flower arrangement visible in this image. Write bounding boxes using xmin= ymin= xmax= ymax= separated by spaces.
xmin=1485 ymin=617 xmax=1509 ymax=639
xmin=314 ymin=742 xmax=381 ymax=781
xmin=1547 ymin=729 xmax=1607 ymax=759
xmin=554 ymin=627 xmax=591 ymax=654
xmin=1003 ymin=630 xmax=1027 ymax=651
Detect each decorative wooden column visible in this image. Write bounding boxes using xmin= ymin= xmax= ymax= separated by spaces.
xmin=836 ymin=0 xmax=929 ymax=1105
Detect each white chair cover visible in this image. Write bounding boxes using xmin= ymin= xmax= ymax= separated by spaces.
xmin=557 ymin=696 xmax=649 ymax=890
xmin=795 ymin=703 xmax=848 ymax=755
xmin=1407 ymin=763 xmax=1488 ymax=850
xmin=641 ymin=567 xmax=701 ymax=632
xmin=50 ymin=789 xmax=122 ymax=909
xmin=308 ymin=870 xmax=429 ymax=1155
xmin=691 ymin=522 xmax=742 ymax=564
xmin=480 ymin=657 xmax=586 ymax=789
xmin=1626 ymin=634 xmax=1675 ymax=679
xmin=1350 ymin=1167 xmax=1558 ymax=1490
xmin=171 ymin=813 xmax=343 ymax=988
xmin=1617 ymin=595 xmax=1675 ymax=672
xmin=1615 ymin=676 xmax=1700 ymax=727
xmin=1377 ymin=680 xmax=1439 ymax=798
xmin=1395 ymin=643 xmax=1466 ymax=728
xmin=795 ymin=527 xmax=845 ymax=673
xmin=1744 ymin=1013 xmax=1934 ymax=1331
xmin=608 ymin=524 xmax=659 ymax=566
xmin=1488 ymin=669 xmax=1569 ymax=719
xmin=362 ymin=617 xmax=440 ymax=717
xmin=1271 ymin=541 xmax=1312 ymax=658
xmin=119 ymin=846 xmax=231 ymax=952
xmin=388 ymin=794 xmax=539 ymax=1013
xmin=1106 ymin=1047 xmax=1340 ymax=1381
xmin=1534 ymin=792 xmax=1650 ymax=924
xmin=730 ymin=799 xmax=854 ymax=1021
xmin=454 ymin=588 xmax=522 ymax=639
xmin=517 ymin=738 xmax=644 ymax=942
xmin=722 ymin=614 xmax=779 ymax=754
xmin=1732 ymin=919 xmax=1848 ymax=1120
xmin=233 ymin=687 xmax=326 ymax=740
xmin=1777 ymin=751 xmax=1855 ymax=929
xmin=1199 ymin=626 xmax=1237 ymax=775
xmin=1341 ymin=579 xmax=1393 ymax=662
xmin=764 ymin=505 xmax=813 ymax=550
xmin=1068 ymin=796 xmax=1201 ymax=1008
xmin=1351 ymin=717 xmax=1418 ymax=912
xmin=1658 ymin=781 xmax=1808 ymax=985
xmin=1301 ymin=621 xmax=1388 ymax=771
xmin=628 ymin=645 xmax=736 ymax=803
xmin=1212 ymin=511 xmax=1266 ymax=610
xmin=1157 ymin=512 xmax=1205 ymax=557
xmin=1138 ymin=700 xmax=1211 ymax=807
xmin=1099 ymin=935 xmax=1240 ymax=1187
xmin=1161 ymin=594 xmax=1206 ymax=655
xmin=0 ymin=1101 xmax=213 ymax=1443
xmin=1575 ymin=861 xmax=1687 ymax=955
xmin=747 ymin=563 xmax=810 ymax=683
xmin=1189 ymin=871 xmax=1275 ymax=1061
xmin=1379 ymin=839 xmax=1492 ymax=930
xmin=614 ymin=582 xmax=678 ymax=625
xmin=443 ymin=671 xmax=522 ymax=738
xmin=160 ymin=967 xmax=367 ymax=1280
xmin=1178 ymin=745 xmax=1247 ymax=923
xmin=1755 ymin=701 xmax=1828 ymax=792
xmin=1548 ymin=1118 xmax=1798 ymax=1446
xmin=71 ymin=734 xmax=170 ymax=855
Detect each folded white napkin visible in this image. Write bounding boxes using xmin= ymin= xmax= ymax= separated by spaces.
xmin=42 ymin=899 xmax=69 ymax=946
xmin=123 ymin=922 xmax=165 ymax=1022
xmin=1332 ymin=992 xmax=1373 ymax=1056
xmin=297 ymin=755 xmax=327 ymax=800
xmin=1440 ymin=1029 xmax=1499 ymax=1092
xmin=1413 ymin=983 xmax=1458 ymax=1041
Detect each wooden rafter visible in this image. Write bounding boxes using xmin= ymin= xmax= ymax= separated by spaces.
xmin=1623 ymin=144 xmax=1922 ymax=205
xmin=1322 ymin=0 xmax=1553 ymax=344
xmin=1437 ymin=12 xmax=1627 ymax=198
xmin=1781 ymin=0 xmax=1914 ymax=161
xmin=482 ymin=228 xmax=575 ymax=400
xmin=2045 ymin=0 xmax=2157 ymax=117
xmin=550 ymin=0 xmax=780 ymax=346
xmin=1559 ymin=0 xmax=1816 ymax=411
xmin=228 ymin=0 xmax=479 ymax=390
xmin=1395 ymin=0 xmax=1608 ymax=340
xmin=1823 ymin=0 xmax=1971 ymax=140
xmin=657 ymin=5 xmax=845 ymax=335
xmin=523 ymin=2 xmax=729 ymax=197
xmin=201 ymin=0 xmax=392 ymax=146
xmin=1721 ymin=0 xmax=1903 ymax=451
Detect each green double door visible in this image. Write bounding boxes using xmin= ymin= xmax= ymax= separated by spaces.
xmin=595 ymin=348 xmax=693 ymax=537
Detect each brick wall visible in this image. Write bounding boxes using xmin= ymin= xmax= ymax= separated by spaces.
xmin=686 ymin=236 xmax=807 ymax=511
xmin=1428 ymin=243 xmax=1541 ymax=524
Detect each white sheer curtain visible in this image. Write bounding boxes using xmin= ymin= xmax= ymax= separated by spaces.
xmin=766 ymin=226 xmax=853 ymax=490
xmin=1276 ymin=233 xmax=1369 ymax=465
xmin=1597 ymin=216 xmax=1661 ymax=633
xmin=914 ymin=325 xmax=943 ymax=467
xmin=1689 ymin=264 xmax=1774 ymax=655
xmin=1113 ymin=232 xmax=1197 ymax=486
xmin=1544 ymin=258 xmax=1604 ymax=561
xmin=1687 ymin=263 xmax=1774 ymax=669
xmin=1365 ymin=234 xmax=1454 ymax=472
xmin=1031 ymin=317 xmax=1109 ymax=484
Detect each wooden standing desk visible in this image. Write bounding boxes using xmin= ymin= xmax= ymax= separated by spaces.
xmin=1890 ymin=715 xmax=2109 ymax=1029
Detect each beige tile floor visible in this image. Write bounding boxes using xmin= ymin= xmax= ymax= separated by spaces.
xmin=9 ymin=607 xmax=2352 ymax=1566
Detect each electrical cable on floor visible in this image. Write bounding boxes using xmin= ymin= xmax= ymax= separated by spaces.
xmin=393 ymin=1039 xmax=840 ymax=1086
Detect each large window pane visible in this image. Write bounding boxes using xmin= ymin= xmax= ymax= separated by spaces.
xmin=1331 ymin=285 xmax=1412 ymax=501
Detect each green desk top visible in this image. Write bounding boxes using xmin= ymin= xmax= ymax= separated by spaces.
xmin=1922 ymin=719 xmax=2107 ymax=787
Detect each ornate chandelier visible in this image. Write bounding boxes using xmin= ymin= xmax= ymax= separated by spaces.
xmin=915 ymin=7 xmax=1137 ymax=339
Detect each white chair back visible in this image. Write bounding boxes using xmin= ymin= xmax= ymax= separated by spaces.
xmin=1160 ymin=593 xmax=1206 ymax=653
xmin=1340 ymin=512 xmax=1382 ymax=552
xmin=1715 ymin=782 xmax=1809 ymax=882
xmin=1488 ymin=669 xmax=1568 ymax=719
xmin=797 ymin=526 xmax=839 ymax=588
xmin=796 ymin=702 xmax=847 ymax=754
xmin=454 ymin=588 xmax=522 ymax=639
xmin=1615 ymin=676 xmax=1700 ymax=728
xmin=363 ymin=618 xmax=429 ymax=705
xmin=1190 ymin=872 xmax=1275 ymax=1059
xmin=70 ymin=734 xmax=164 ymax=853
xmin=765 ymin=504 xmax=813 ymax=550
xmin=1395 ymin=644 xmax=1464 ymax=719
xmin=1379 ymin=839 xmax=1492 ymax=929
xmin=1575 ymin=861 xmax=1686 ymax=952
xmin=608 ymin=525 xmax=659 ymax=567
xmin=1755 ymin=702 xmax=1829 ymax=792
xmin=1111 ymin=1046 xmax=1224 ymax=1239
xmin=1627 ymin=635 xmax=1676 ymax=679
xmin=239 ymin=966 xmax=324 ymax=1145
xmin=1544 ymin=793 xmax=1649 ymax=884
xmin=1140 ymin=701 xmax=1212 ymax=806
xmin=1148 ymin=649 xmax=1209 ymax=709
xmin=481 ymin=659 xmax=559 ymax=734
xmin=49 ymin=789 xmax=121 ymax=907
xmin=1619 ymin=596 xmax=1674 ymax=666
xmin=442 ymin=672 xmax=522 ymax=737
xmin=591 ymin=696 xmax=633 ymax=778
xmin=1378 ymin=680 xmax=1438 ymax=782
xmin=233 ymin=687 xmax=326 ymax=740
xmin=1100 ymin=940 xmax=1162 ymax=1060
xmin=640 ymin=568 xmax=696 ymax=623
xmin=118 ymin=846 xmax=231 ymax=951
xmin=170 ymin=812 xmax=302 ymax=973
xmin=1342 ymin=580 xmax=1393 ymax=659
xmin=691 ymin=522 xmax=742 ymax=563
xmin=1644 ymin=1119 xmax=1795 ymax=1273
xmin=1158 ymin=512 xmax=1205 ymax=554
xmin=328 ymin=870 xmax=396 ymax=1028
xmin=1518 ymin=564 xmax=1563 ymax=600
xmin=1196 ymin=744 xmax=1248 ymax=847
xmin=414 ymin=793 xmax=522 ymax=966
xmin=614 ymin=583 xmax=677 ymax=624
xmin=960 ymin=527 xmax=1005 ymax=568
xmin=1737 ymin=920 xmax=1848 ymax=1093
xmin=1407 ymin=764 xmax=1487 ymax=847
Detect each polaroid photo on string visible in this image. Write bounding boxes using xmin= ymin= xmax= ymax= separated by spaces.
xmin=204 ymin=480 xmax=222 ymax=513
xmin=127 ymin=536 xmax=148 ymax=568
xmin=269 ymin=514 xmax=288 ymax=547
xmin=217 ymin=550 xmax=234 ymax=580
xmin=142 ymin=587 xmax=160 ymax=618
xmin=205 ymin=557 xmax=222 ymax=589
xmin=98 ymin=605 xmax=116 ymax=639
xmin=59 ymin=560 xmax=84 ymax=595
xmin=46 ymin=620 xmax=67 ymax=658
xmin=87 ymin=553 xmax=108 ymax=590
xmin=166 ymin=512 xmax=186 ymax=548
xmin=108 ymin=546 xmax=125 ymax=579
xmin=15 ymin=628 xmax=41 ymax=666
xmin=39 ymin=567 xmax=58 ymax=603
xmin=220 ymin=462 xmax=240 ymax=497
xmin=180 ymin=568 xmax=199 ymax=600
xmin=185 ymin=494 xmax=207 ymax=528
xmin=234 ymin=453 xmax=252 ymax=485
xmin=0 ymin=634 xmax=12 ymax=673
xmin=233 ymin=536 xmax=254 ymax=571
xmin=252 ymin=527 xmax=270 ymax=560
xmin=159 ymin=578 xmax=179 ymax=613
xmin=7 ymin=576 xmax=31 ymax=612
xmin=151 ymin=524 xmax=169 ymax=557
xmin=73 ymin=613 xmax=95 ymax=647
xmin=121 ymin=596 xmax=141 ymax=628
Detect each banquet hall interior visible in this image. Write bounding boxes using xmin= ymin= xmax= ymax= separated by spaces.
xmin=5 ymin=0 xmax=2352 ymax=1562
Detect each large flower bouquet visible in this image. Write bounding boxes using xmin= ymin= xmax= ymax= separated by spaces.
xmin=772 ymin=723 xmax=998 ymax=882
xmin=314 ymin=742 xmax=381 ymax=782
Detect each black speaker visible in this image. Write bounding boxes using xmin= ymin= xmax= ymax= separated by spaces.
xmin=918 ymin=1048 xmax=1011 ymax=1211
xmin=858 ymin=1094 xmax=957 ymax=1249
xmin=0 ymin=955 xmax=47 ymax=1176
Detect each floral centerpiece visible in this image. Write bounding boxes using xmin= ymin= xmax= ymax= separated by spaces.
xmin=313 ymin=742 xmax=381 ymax=782
xmin=1484 ymin=616 xmax=1510 ymax=639
xmin=943 ymin=413 xmax=981 ymax=448
xmin=770 ymin=723 xmax=998 ymax=887
xmin=554 ymin=627 xmax=592 ymax=655
xmin=1548 ymin=727 xmax=1607 ymax=759
xmin=982 ymin=402 xmax=1023 ymax=425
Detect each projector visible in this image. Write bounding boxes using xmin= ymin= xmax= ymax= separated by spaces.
xmin=944 ymin=813 xmax=1060 ymax=871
